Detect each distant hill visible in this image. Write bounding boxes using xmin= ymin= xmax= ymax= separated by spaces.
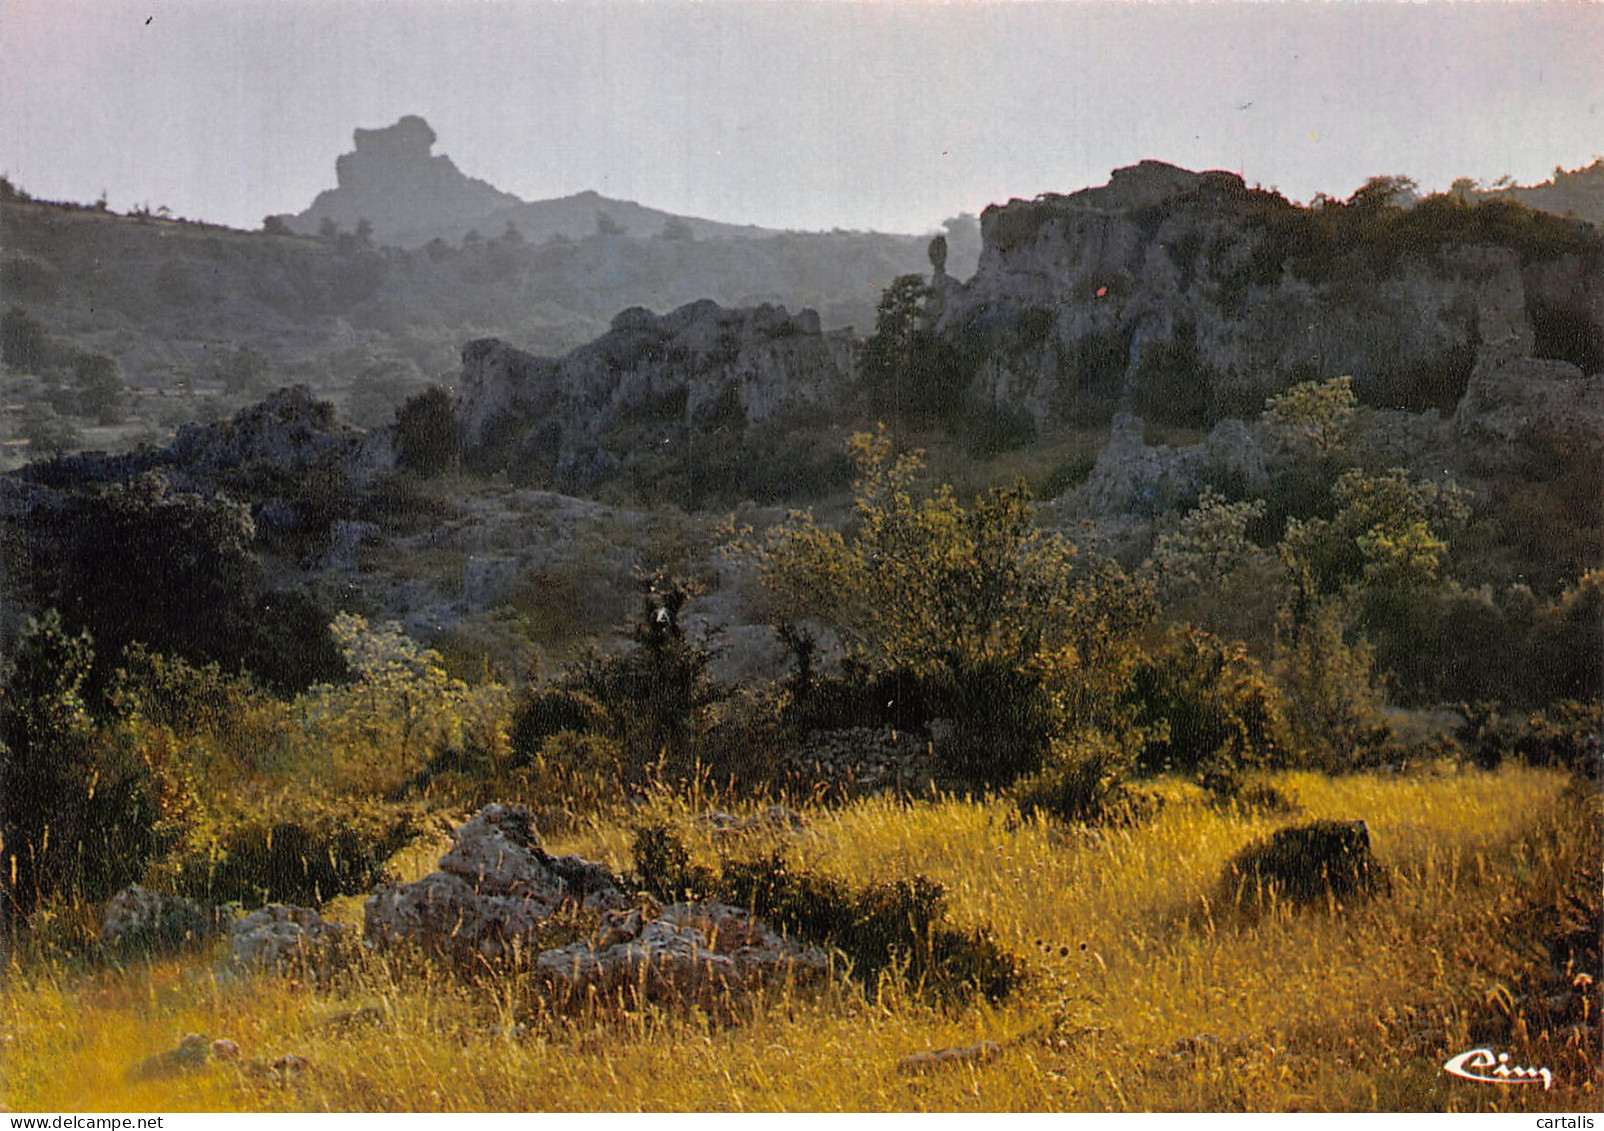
xmin=269 ymin=115 xmax=798 ymax=249
xmin=1484 ymin=157 xmax=1604 ymax=228
xmin=0 ymin=178 xmax=954 ymax=461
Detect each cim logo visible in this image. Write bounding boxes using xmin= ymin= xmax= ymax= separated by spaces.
xmin=1443 ymin=1047 xmax=1553 ymax=1091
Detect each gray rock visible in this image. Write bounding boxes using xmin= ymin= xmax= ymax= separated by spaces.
xmin=229 ymin=904 xmax=347 ymax=971
xmin=363 ymin=803 xmax=621 ymax=960
xmin=99 ymin=885 xmax=211 ymax=953
xmin=535 ymin=900 xmax=829 ymax=1006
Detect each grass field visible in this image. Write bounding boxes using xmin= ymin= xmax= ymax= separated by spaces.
xmin=1 ymin=764 xmax=1595 ymax=1112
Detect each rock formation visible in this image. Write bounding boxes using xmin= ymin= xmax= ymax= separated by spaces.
xmin=99 ymin=885 xmax=211 ymax=953
xmin=535 ymin=899 xmax=830 ymax=1007
xmin=271 ymin=116 xmax=521 ymax=246
xmin=935 ymin=161 xmax=1603 ymax=431
xmin=456 ymin=299 xmax=855 ymax=488
xmin=363 ymin=803 xmax=627 ymax=961
xmin=272 ymin=116 xmax=780 ymax=250
xmin=229 ymin=904 xmax=349 ymax=971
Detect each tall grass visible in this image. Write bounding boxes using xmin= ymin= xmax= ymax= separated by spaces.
xmin=1 ymin=765 xmax=1593 ymax=1112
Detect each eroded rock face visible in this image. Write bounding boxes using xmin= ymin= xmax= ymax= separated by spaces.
xmin=535 ymin=900 xmax=829 ymax=1005
xmin=939 ymin=161 xmax=1600 ymax=431
xmin=99 ymin=885 xmax=211 ymax=953
xmin=229 ymin=904 xmax=348 ymax=971
xmin=456 ymin=300 xmax=854 ymax=488
xmin=1454 ymin=347 xmax=1604 ymax=451
xmin=363 ymin=804 xmax=624 ymax=960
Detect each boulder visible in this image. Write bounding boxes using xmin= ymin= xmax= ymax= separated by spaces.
xmin=99 ymin=885 xmax=211 ymax=954
xmin=363 ymin=803 xmax=623 ymax=960
xmin=229 ymin=904 xmax=348 ymax=971
xmin=535 ymin=899 xmax=829 ymax=1006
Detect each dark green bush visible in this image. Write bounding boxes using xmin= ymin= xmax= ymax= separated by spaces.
xmin=509 ymin=689 xmax=610 ymax=767
xmin=1 ymin=614 xmax=165 ymax=921
xmin=1222 ymin=819 xmax=1386 ymax=909
xmin=1013 ymin=732 xmax=1153 ymax=826
xmin=1128 ymin=627 xmax=1289 ymax=780
xmin=566 ymin=574 xmax=720 ymax=777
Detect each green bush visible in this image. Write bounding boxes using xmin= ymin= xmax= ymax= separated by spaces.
xmin=565 ymin=574 xmax=720 ymax=777
xmin=1128 ymin=627 xmax=1289 ymax=781
xmin=509 ymin=689 xmax=610 ymax=767
xmin=1 ymin=614 xmax=165 ymax=921
xmin=170 ymin=795 xmax=422 ymax=906
xmin=1221 ymin=819 xmax=1386 ymax=910
xmin=1012 ymin=731 xmax=1153 ymax=826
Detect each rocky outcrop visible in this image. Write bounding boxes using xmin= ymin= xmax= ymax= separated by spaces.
xmin=1066 ymin=412 xmax=1269 ymax=516
xmin=272 ymin=116 xmax=783 ymax=250
xmin=457 ymin=299 xmax=855 ymax=488
xmin=936 ymin=161 xmax=1603 ymax=430
xmin=1455 ymin=346 xmax=1604 ymax=450
xmin=271 ymin=116 xmax=521 ymax=246
xmin=535 ymin=899 xmax=830 ymax=1007
xmin=169 ymin=385 xmax=390 ymax=480
xmin=363 ymin=804 xmax=625 ymax=960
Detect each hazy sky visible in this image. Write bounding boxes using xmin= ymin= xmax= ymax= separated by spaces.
xmin=2 ymin=0 xmax=1601 ymax=235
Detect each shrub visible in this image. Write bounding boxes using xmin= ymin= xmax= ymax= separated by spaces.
xmin=738 ymin=429 xmax=1154 ymax=786
xmin=1012 ymin=730 xmax=1151 ymax=825
xmin=509 ymin=688 xmax=610 ymax=767
xmin=0 ymin=614 xmax=165 ymax=921
xmin=169 ymin=795 xmax=422 ymax=906
xmin=1221 ymin=819 xmax=1386 ymax=910
xmin=394 ymin=386 xmax=459 ymax=476
xmin=1274 ymin=599 xmax=1392 ymax=770
xmin=1128 ymin=627 xmax=1289 ymax=781
xmin=565 ymin=574 xmax=720 ymax=778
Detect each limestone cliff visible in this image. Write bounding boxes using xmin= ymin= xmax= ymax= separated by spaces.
xmin=457 ymin=300 xmax=856 ymax=489
xmin=935 ymin=161 xmax=1604 ymax=429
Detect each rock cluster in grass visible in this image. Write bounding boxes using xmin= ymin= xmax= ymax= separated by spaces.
xmin=363 ymin=802 xmax=628 ymax=960
xmin=780 ymin=726 xmax=937 ymax=794
xmin=536 ymin=898 xmax=830 ymax=1006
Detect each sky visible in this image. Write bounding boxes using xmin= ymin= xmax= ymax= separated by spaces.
xmin=2 ymin=0 xmax=1601 ymax=236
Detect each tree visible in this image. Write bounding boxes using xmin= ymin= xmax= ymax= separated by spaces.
xmin=31 ymin=471 xmax=345 ymax=697
xmin=858 ymin=275 xmax=969 ymax=424
xmin=1 ymin=305 xmax=49 ymax=371
xmin=73 ymin=351 xmax=124 ymax=423
xmin=394 ymin=386 xmax=459 ymax=476
xmin=0 ymin=613 xmax=161 ymax=920
xmin=318 ymin=217 xmax=340 ymax=241
xmin=594 ymin=211 xmax=627 ymax=237
xmin=354 ymin=218 xmax=375 ymax=248
xmin=734 ymin=427 xmax=1153 ymax=782
xmin=262 ymin=214 xmax=292 ymax=235
xmin=1272 ymin=466 xmax=1471 ymax=765
xmin=17 ymin=401 xmax=79 ymax=459
xmin=1263 ymin=375 xmax=1357 ymax=460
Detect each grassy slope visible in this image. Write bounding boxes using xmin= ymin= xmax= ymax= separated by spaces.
xmin=2 ymin=764 xmax=1595 ymax=1113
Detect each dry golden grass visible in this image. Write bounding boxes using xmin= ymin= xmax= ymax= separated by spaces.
xmin=2 ymin=764 xmax=1595 ymax=1112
